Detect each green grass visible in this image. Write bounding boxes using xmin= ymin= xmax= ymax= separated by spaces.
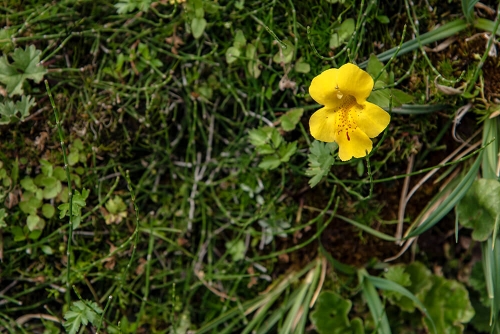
xmin=0 ymin=0 xmax=500 ymax=333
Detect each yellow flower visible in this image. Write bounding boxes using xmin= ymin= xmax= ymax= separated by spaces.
xmin=309 ymin=63 xmax=390 ymax=161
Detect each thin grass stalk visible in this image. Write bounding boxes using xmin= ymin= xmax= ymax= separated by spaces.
xmin=44 ymin=81 xmax=73 ymax=300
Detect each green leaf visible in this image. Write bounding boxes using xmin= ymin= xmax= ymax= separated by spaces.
xmin=272 ymin=40 xmax=294 ymax=64
xmin=67 ymin=150 xmax=79 ymax=166
xmin=462 ymin=0 xmax=479 ymax=23
xmin=246 ymin=43 xmax=261 ymax=78
xmin=63 ymin=300 xmax=103 ymax=334
xmin=0 ymin=45 xmax=47 ymax=96
xmin=294 ymin=57 xmax=310 ymax=74
xmin=366 ymin=54 xmax=388 ymax=83
xmin=225 ymin=239 xmax=245 ymax=262
xmin=114 ymin=0 xmax=151 ymax=14
xmin=278 ymin=141 xmax=297 ymax=162
xmin=0 ymin=208 xmax=6 ymax=228
xmin=105 ymin=195 xmax=127 ymax=214
xmin=42 ymin=179 xmax=62 ymax=200
xmin=0 ymin=95 xmax=36 ymax=124
xmin=225 ymin=46 xmax=240 ymax=64
xmin=26 ymin=214 xmax=44 ymax=231
xmin=305 ymin=141 xmax=337 ymax=187
xmin=248 ymin=127 xmax=273 ymax=147
xmin=309 ymin=291 xmax=353 ymax=334
xmin=233 ymin=30 xmax=246 ymax=49
xmin=390 ymin=89 xmax=414 ymax=107
xmin=39 ymin=159 xmax=52 ymax=177
xmin=338 ymin=18 xmax=355 ymax=42
xmin=19 ymin=195 xmax=42 ymax=215
xmin=422 ymin=275 xmax=475 ymax=333
xmin=468 ymin=261 xmax=490 ymax=307
xmin=457 ymin=179 xmax=500 ymax=241
xmin=20 ymin=177 xmax=37 ymax=192
xmin=41 ymin=245 xmax=53 ymax=255
xmin=11 ymin=226 xmax=25 ymax=241
xmin=256 ymin=144 xmax=275 ymax=155
xmin=280 ymin=108 xmax=304 ymax=131
xmin=58 ymin=188 xmax=89 ymax=229
xmin=376 ymin=15 xmax=390 ymax=24
xmin=53 ymin=166 xmax=66 ymax=181
xmin=258 ymin=155 xmax=281 ymax=170
xmin=329 ymin=33 xmax=340 ymax=49
xmin=191 ymin=17 xmax=207 ymax=39
xmin=42 ymin=203 xmax=55 ymax=219
xmin=270 ymin=128 xmax=282 ymax=148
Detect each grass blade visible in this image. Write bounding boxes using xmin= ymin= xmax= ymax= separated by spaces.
xmin=359 ymin=19 xmax=467 ymax=66
xmin=360 ymin=271 xmax=392 ymax=334
xmin=407 ymin=154 xmax=482 ymax=237
xmin=366 ymin=275 xmax=437 ymax=334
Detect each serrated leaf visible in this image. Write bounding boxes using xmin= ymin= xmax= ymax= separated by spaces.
xmin=256 ymin=144 xmax=275 ymax=155
xmin=63 ymin=300 xmax=103 ymax=334
xmin=258 ymin=155 xmax=281 ymax=170
xmin=270 ymin=128 xmax=282 ymax=148
xmin=0 ymin=95 xmax=35 ymax=124
xmin=306 ymin=141 xmax=337 ymax=187
xmin=225 ymin=239 xmax=245 ymax=261
xmin=457 ymin=179 xmax=500 ymax=241
xmin=280 ymin=108 xmax=304 ymax=131
xmin=248 ymin=127 xmax=271 ymax=147
xmin=278 ymin=141 xmax=297 ymax=162
xmin=191 ymin=17 xmax=207 ymax=39
xmin=0 ymin=45 xmax=47 ymax=96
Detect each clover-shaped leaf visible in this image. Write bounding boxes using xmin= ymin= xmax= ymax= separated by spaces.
xmin=0 ymin=45 xmax=47 ymax=96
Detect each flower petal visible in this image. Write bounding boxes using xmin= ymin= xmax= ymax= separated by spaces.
xmin=309 ymin=107 xmax=337 ymax=142
xmin=336 ymin=127 xmax=373 ymax=161
xmin=309 ymin=68 xmax=341 ymax=107
xmin=336 ymin=63 xmax=374 ymax=105
xmin=354 ymin=102 xmax=391 ymax=138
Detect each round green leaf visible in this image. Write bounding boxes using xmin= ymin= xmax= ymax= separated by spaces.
xmin=191 ymin=17 xmax=207 ymax=39
xmin=42 ymin=203 xmax=55 ymax=218
xmin=225 ymin=46 xmax=240 ymax=64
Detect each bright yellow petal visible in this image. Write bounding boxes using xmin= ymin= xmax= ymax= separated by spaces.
xmin=353 ymin=102 xmax=390 ymax=138
xmin=336 ymin=63 xmax=374 ymax=105
xmin=309 ymin=69 xmax=341 ymax=107
xmin=309 ymin=107 xmax=337 ymax=142
xmin=336 ymin=127 xmax=373 ymax=161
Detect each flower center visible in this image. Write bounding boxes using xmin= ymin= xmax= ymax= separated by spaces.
xmin=334 ymin=95 xmax=359 ymax=142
